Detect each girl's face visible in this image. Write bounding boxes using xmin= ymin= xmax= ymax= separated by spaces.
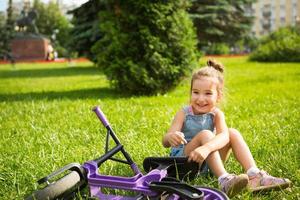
xmin=190 ymin=77 xmax=219 ymax=114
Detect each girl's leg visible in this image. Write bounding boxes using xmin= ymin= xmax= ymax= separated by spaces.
xmin=219 ymin=128 xmax=257 ymax=171
xmin=184 ymin=130 xmax=226 ymax=177
xmin=184 ymin=130 xmax=249 ymax=197
xmin=219 ymin=128 xmax=291 ymax=192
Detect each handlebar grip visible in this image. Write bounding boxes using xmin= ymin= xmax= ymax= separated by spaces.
xmin=92 ymin=106 xmax=109 ymax=127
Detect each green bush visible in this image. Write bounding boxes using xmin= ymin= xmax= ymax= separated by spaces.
xmin=249 ymin=27 xmax=300 ymax=62
xmin=92 ymin=0 xmax=198 ymax=95
xmin=204 ymin=43 xmax=230 ymax=55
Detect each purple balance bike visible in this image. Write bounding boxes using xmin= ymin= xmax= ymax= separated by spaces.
xmin=25 ymin=106 xmax=229 ymax=200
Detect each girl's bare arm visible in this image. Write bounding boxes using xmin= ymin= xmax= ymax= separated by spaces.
xmin=162 ymin=109 xmax=185 ymax=147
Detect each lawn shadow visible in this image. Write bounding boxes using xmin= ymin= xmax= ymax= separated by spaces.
xmin=0 ymin=66 xmax=101 ymax=79
xmin=0 ymin=87 xmax=129 ymax=102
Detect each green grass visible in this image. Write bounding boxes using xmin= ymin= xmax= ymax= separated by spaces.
xmin=0 ymin=57 xmax=299 ymax=199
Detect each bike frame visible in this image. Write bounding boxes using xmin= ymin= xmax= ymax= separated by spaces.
xmin=85 ymin=106 xmax=167 ymax=199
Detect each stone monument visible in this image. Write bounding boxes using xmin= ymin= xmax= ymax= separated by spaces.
xmin=11 ymin=9 xmax=50 ymax=61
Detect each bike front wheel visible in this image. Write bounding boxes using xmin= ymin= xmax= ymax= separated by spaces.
xmin=25 ymin=170 xmax=84 ymax=200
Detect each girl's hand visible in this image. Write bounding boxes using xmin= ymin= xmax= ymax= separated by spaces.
xmin=167 ymin=131 xmax=187 ymax=147
xmin=188 ymin=146 xmax=210 ymax=163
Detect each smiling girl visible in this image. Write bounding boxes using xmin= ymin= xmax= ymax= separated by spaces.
xmin=162 ymin=59 xmax=291 ymax=197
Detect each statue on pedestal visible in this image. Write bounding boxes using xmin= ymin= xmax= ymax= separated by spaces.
xmin=11 ymin=8 xmax=51 ymax=61
xmin=16 ymin=9 xmax=39 ymax=35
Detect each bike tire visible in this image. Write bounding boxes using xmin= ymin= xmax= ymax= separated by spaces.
xmin=25 ymin=171 xmax=83 ymax=200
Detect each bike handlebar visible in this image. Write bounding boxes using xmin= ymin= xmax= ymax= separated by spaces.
xmin=92 ymin=106 xmax=109 ymax=127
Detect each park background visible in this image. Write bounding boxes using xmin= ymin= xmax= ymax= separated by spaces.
xmin=0 ymin=0 xmax=300 ymax=200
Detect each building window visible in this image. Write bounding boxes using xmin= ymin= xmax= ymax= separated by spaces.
xmin=280 ymin=17 xmax=286 ymax=26
xmin=280 ymin=4 xmax=286 ymax=18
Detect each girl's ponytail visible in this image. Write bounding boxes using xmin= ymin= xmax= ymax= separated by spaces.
xmin=207 ymin=59 xmax=224 ymax=73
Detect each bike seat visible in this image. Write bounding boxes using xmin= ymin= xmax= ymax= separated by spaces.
xmin=143 ymin=157 xmax=202 ymax=181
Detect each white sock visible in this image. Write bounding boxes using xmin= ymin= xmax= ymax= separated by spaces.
xmin=218 ymin=173 xmax=229 ymax=184
xmin=247 ymin=167 xmax=260 ymax=177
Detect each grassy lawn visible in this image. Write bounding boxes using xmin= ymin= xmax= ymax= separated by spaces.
xmin=0 ymin=57 xmax=299 ymax=199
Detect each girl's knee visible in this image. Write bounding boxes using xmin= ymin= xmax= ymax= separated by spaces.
xmin=199 ymin=129 xmax=214 ymax=137
xmin=195 ymin=130 xmax=214 ymax=144
xmin=229 ymin=128 xmax=243 ymax=140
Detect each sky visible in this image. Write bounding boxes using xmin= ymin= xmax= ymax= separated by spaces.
xmin=0 ymin=0 xmax=89 ymax=12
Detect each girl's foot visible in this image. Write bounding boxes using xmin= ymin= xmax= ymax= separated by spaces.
xmin=248 ymin=170 xmax=292 ymax=192
xmin=220 ymin=174 xmax=249 ymax=198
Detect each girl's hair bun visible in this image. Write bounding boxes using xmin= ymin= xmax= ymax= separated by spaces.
xmin=207 ymin=59 xmax=224 ymax=73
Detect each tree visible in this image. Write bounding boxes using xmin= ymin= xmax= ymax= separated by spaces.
xmin=0 ymin=12 xmax=6 ymax=27
xmin=92 ymin=0 xmax=198 ymax=95
xmin=0 ymin=0 xmax=15 ymax=59
xmin=32 ymin=0 xmax=71 ymax=56
xmin=188 ymin=0 xmax=255 ymax=50
xmin=68 ymin=0 xmax=104 ymax=61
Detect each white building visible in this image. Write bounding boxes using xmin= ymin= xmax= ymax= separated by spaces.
xmin=251 ymin=0 xmax=300 ymax=37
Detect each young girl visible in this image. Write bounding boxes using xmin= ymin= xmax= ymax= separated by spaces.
xmin=162 ymin=59 xmax=291 ymax=197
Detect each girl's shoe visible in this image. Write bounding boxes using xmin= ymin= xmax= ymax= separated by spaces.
xmin=220 ymin=174 xmax=249 ymax=198
xmin=248 ymin=170 xmax=292 ymax=192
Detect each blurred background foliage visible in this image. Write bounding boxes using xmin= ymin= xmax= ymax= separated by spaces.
xmin=68 ymin=0 xmax=104 ymax=62
xmin=249 ymin=26 xmax=300 ymax=62
xmin=68 ymin=0 xmax=256 ymax=61
xmin=32 ymin=0 xmax=71 ymax=57
xmin=188 ymin=0 xmax=255 ymax=51
xmin=1 ymin=0 xmax=300 ymax=94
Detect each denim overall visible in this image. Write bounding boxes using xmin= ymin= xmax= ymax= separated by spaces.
xmin=170 ymin=105 xmax=215 ymax=174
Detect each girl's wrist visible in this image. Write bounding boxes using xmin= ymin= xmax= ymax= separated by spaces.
xmin=204 ymin=143 xmax=213 ymax=153
xmin=165 ymin=132 xmax=173 ymax=145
